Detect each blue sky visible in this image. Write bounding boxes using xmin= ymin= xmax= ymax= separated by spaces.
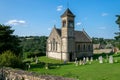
xmin=0 ymin=0 xmax=120 ymax=39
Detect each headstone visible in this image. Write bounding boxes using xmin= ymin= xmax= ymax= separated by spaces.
xmin=45 ymin=63 xmax=48 ymax=69
xmin=79 ymin=60 xmax=82 ymax=65
xmin=26 ymin=63 xmax=30 ymax=70
xmin=86 ymin=57 xmax=89 ymax=62
xmin=99 ymin=56 xmax=103 ymax=63
xmin=83 ymin=57 xmax=86 ymax=65
xmin=31 ymin=57 xmax=34 ymax=62
xmin=35 ymin=56 xmax=38 ymax=64
xmin=5 ymin=77 xmax=8 ymax=80
xmin=35 ymin=58 xmax=38 ymax=64
xmin=90 ymin=57 xmax=93 ymax=62
xmin=75 ymin=61 xmax=78 ymax=66
xmin=64 ymin=60 xmax=66 ymax=64
xmin=75 ymin=58 xmax=77 ymax=63
xmin=109 ymin=55 xmax=113 ymax=63
xmin=28 ymin=64 xmax=30 ymax=69
xmin=75 ymin=58 xmax=77 ymax=61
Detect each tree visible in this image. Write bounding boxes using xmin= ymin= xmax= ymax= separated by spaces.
xmin=116 ymin=15 xmax=120 ymax=28
xmin=20 ymin=36 xmax=48 ymax=58
xmin=0 ymin=50 xmax=23 ymax=68
xmin=92 ymin=37 xmax=107 ymax=45
xmin=0 ymin=24 xmax=22 ymax=56
xmin=115 ymin=15 xmax=120 ymax=49
xmin=115 ymin=15 xmax=120 ymax=40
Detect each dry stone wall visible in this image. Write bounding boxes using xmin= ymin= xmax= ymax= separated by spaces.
xmin=0 ymin=67 xmax=75 ymax=80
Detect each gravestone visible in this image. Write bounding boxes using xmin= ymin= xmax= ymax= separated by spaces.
xmin=99 ymin=56 xmax=103 ymax=63
xmin=74 ymin=58 xmax=78 ymax=66
xmin=26 ymin=63 xmax=30 ymax=70
xmin=5 ymin=77 xmax=8 ymax=80
xmin=36 ymin=59 xmax=38 ymax=64
xmin=90 ymin=57 xmax=93 ymax=62
xmin=109 ymin=55 xmax=113 ymax=63
xmin=83 ymin=57 xmax=86 ymax=65
xmin=75 ymin=61 xmax=78 ymax=66
xmin=86 ymin=57 xmax=89 ymax=62
xmin=28 ymin=64 xmax=31 ymax=69
xmin=64 ymin=60 xmax=66 ymax=64
xmin=35 ymin=57 xmax=38 ymax=64
xmin=79 ymin=60 xmax=82 ymax=65
xmin=45 ymin=63 xmax=49 ymax=69
xmin=74 ymin=58 xmax=77 ymax=63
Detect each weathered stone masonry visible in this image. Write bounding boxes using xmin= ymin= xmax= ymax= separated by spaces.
xmin=0 ymin=67 xmax=75 ymax=80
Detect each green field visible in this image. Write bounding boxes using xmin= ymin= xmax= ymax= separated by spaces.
xmin=28 ymin=53 xmax=120 ymax=80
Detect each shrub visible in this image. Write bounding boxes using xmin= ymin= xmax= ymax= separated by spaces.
xmin=0 ymin=50 xmax=23 ymax=68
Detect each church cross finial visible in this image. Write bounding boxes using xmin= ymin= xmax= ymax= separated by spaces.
xmin=54 ymin=24 xmax=56 ymax=28
xmin=83 ymin=28 xmax=85 ymax=31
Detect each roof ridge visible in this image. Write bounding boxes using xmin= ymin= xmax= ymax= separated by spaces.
xmin=55 ymin=28 xmax=61 ymax=37
xmin=75 ymin=30 xmax=82 ymax=32
xmin=82 ymin=30 xmax=92 ymax=42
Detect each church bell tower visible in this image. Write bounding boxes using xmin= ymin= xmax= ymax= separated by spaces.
xmin=61 ymin=8 xmax=75 ymax=61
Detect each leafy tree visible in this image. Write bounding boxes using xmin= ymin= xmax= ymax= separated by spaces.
xmin=92 ymin=37 xmax=107 ymax=45
xmin=92 ymin=37 xmax=99 ymax=44
xmin=0 ymin=50 xmax=23 ymax=68
xmin=115 ymin=15 xmax=120 ymax=49
xmin=115 ymin=15 xmax=120 ymax=40
xmin=0 ymin=24 xmax=22 ymax=56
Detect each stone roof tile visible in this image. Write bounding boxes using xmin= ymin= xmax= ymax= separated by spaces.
xmin=61 ymin=8 xmax=75 ymax=17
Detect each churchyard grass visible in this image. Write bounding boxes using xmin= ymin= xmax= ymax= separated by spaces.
xmin=28 ymin=53 xmax=120 ymax=80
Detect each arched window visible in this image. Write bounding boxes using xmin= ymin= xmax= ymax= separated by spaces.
xmin=63 ymin=21 xmax=66 ymax=27
xmin=83 ymin=44 xmax=85 ymax=51
xmin=78 ymin=45 xmax=80 ymax=52
xmin=50 ymin=41 xmax=52 ymax=51
xmin=88 ymin=45 xmax=91 ymax=51
xmin=53 ymin=39 xmax=55 ymax=51
xmin=56 ymin=42 xmax=57 ymax=51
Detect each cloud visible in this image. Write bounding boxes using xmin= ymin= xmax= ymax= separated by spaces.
xmin=98 ymin=27 xmax=106 ymax=30
xmin=76 ymin=22 xmax=82 ymax=26
xmin=57 ymin=5 xmax=63 ymax=11
xmin=6 ymin=19 xmax=26 ymax=26
xmin=48 ymin=27 xmax=52 ymax=31
xmin=101 ymin=13 xmax=108 ymax=16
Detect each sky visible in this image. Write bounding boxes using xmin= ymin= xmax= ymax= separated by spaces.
xmin=0 ymin=0 xmax=120 ymax=39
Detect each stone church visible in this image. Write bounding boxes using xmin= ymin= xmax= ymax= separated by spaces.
xmin=46 ymin=8 xmax=93 ymax=61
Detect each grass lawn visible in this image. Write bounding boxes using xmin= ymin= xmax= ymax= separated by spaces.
xmin=28 ymin=53 xmax=120 ymax=80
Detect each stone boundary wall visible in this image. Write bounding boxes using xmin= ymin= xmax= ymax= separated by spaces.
xmin=0 ymin=67 xmax=75 ymax=80
xmin=94 ymin=49 xmax=113 ymax=54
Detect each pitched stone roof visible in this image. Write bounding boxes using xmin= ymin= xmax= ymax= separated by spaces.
xmin=61 ymin=8 xmax=75 ymax=17
xmin=56 ymin=29 xmax=92 ymax=42
xmin=74 ymin=31 xmax=92 ymax=42
xmin=56 ymin=29 xmax=61 ymax=36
